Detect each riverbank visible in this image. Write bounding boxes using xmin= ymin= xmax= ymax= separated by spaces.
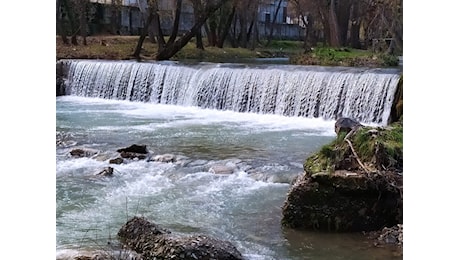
xmin=56 ymin=35 xmax=398 ymax=67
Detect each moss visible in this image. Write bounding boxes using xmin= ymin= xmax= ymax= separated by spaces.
xmin=304 ymin=121 xmax=403 ymax=175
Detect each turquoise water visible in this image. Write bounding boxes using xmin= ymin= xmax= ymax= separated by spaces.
xmin=56 ymin=96 xmax=402 ymax=259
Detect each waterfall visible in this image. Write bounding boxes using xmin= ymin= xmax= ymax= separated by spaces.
xmin=58 ymin=59 xmax=401 ymax=125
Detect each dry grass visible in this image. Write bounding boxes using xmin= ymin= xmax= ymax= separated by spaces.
xmin=55 ymin=35 xmax=264 ymax=61
xmin=56 ymin=35 xmax=396 ymax=67
xmin=56 ymin=36 xmax=157 ymax=60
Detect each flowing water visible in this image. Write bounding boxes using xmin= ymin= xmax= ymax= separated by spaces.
xmin=56 ymin=60 xmax=402 ymax=259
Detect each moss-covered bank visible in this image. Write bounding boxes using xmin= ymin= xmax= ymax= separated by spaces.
xmin=282 ymin=118 xmax=403 ymax=233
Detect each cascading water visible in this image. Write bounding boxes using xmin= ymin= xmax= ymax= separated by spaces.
xmin=56 ymin=60 xmax=403 ymax=259
xmin=59 ymin=59 xmax=401 ymax=125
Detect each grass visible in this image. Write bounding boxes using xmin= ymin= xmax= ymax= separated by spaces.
xmin=303 ymin=119 xmax=403 ymax=175
xmin=56 ymin=35 xmax=398 ymax=67
xmin=290 ymin=46 xmax=399 ymax=67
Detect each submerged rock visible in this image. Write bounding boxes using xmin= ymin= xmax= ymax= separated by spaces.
xmin=118 ymin=216 xmax=243 ymax=260
xmin=109 ymin=157 xmax=124 ymax=164
xmin=208 ymin=164 xmax=236 ymax=175
xmin=95 ymin=167 xmax=114 ymax=177
xmin=69 ymin=148 xmax=99 ymax=158
xmin=149 ymin=153 xmax=177 ymax=163
xmin=367 ymin=224 xmax=403 ymax=247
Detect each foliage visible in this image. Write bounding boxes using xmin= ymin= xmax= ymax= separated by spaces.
xmin=380 ymin=54 xmax=400 ymax=67
xmin=290 ymin=47 xmax=397 ymax=67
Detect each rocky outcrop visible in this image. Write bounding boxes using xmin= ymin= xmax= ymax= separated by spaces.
xmin=334 ymin=117 xmax=362 ymax=135
xmin=118 ymin=216 xmax=243 ymax=260
xmin=117 ymin=144 xmax=149 ymax=154
xmin=282 ymin=119 xmax=403 ymax=232
xmin=117 ymin=144 xmax=149 ymax=160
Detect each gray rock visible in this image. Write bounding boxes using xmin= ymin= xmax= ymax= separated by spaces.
xmin=118 ymin=216 xmax=243 ymax=260
xmin=69 ymin=148 xmax=99 ymax=158
xmin=209 ymin=164 xmax=235 ymax=175
xmin=334 ymin=117 xmax=362 ymax=135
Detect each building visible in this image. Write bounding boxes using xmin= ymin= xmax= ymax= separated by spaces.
xmin=257 ymin=0 xmax=303 ymax=40
xmin=62 ymin=0 xmax=303 ymax=40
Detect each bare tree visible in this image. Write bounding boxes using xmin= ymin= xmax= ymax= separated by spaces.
xmin=56 ymin=0 xmax=92 ymax=45
xmin=134 ymin=0 xmax=231 ymax=60
xmin=206 ymin=0 xmax=236 ymax=48
xmin=265 ymin=0 xmax=284 ymax=46
xmin=156 ymin=0 xmax=231 ymax=60
xmin=56 ymin=0 xmax=69 ymax=44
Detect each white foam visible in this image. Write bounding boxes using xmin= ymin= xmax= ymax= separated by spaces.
xmin=57 ymin=96 xmax=337 ymax=136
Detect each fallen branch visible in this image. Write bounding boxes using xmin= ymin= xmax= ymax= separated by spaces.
xmin=344 ymin=128 xmax=370 ymax=174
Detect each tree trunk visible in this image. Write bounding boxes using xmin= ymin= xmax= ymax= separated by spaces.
xmin=329 ymin=0 xmax=341 ymax=47
xmin=153 ymin=12 xmax=166 ymax=52
xmin=196 ymin=28 xmax=204 ymax=50
xmin=301 ymin=14 xmax=312 ymax=52
xmin=110 ymin=1 xmax=119 ymax=35
xmin=56 ymin=0 xmax=69 ymax=44
xmin=337 ymin=0 xmax=351 ymax=46
xmin=266 ymin=0 xmax=283 ymax=46
xmin=192 ymin=1 xmax=204 ymax=50
xmin=216 ymin=5 xmax=235 ymax=48
xmin=166 ymin=0 xmax=183 ymax=48
xmin=315 ymin=4 xmax=330 ymax=45
xmin=61 ymin=0 xmax=78 ymax=45
xmin=204 ymin=21 xmax=215 ymax=46
xmin=156 ymin=0 xmax=228 ymax=60
xmin=349 ymin=0 xmax=361 ymax=48
xmin=133 ymin=10 xmax=154 ymax=59
xmin=79 ymin=0 xmax=88 ymax=45
xmin=238 ymin=15 xmax=248 ymax=48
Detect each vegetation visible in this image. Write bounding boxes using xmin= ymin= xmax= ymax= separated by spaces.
xmin=56 ymin=0 xmax=402 ymax=64
xmin=303 ymin=118 xmax=403 ymax=175
xmin=290 ymin=47 xmax=399 ymax=67
xmin=56 ymin=36 xmax=399 ymax=67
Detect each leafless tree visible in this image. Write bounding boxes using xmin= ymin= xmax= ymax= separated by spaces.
xmin=134 ymin=0 xmax=231 ymax=60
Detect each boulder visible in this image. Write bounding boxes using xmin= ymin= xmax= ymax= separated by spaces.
xmin=282 ymin=172 xmax=402 ymax=232
xmin=70 ymin=148 xmax=99 ymax=158
xmin=282 ymin=120 xmax=403 ymax=232
xmin=334 ymin=117 xmax=362 ymax=135
xmin=118 ymin=216 xmax=243 ymax=260
xmin=109 ymin=157 xmax=124 ymax=164
xmin=117 ymin=144 xmax=149 ymax=154
xmin=95 ymin=167 xmax=114 ymax=177
xmin=119 ymin=151 xmax=147 ymax=160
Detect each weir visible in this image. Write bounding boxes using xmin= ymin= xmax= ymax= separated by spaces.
xmin=57 ymin=59 xmax=401 ymax=125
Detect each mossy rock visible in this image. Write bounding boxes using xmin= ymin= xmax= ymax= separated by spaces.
xmin=303 ymin=121 xmax=402 ymax=176
xmin=283 ymin=119 xmax=403 ymax=232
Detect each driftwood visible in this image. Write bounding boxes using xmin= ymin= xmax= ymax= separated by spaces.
xmin=344 ymin=128 xmax=370 ymax=174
